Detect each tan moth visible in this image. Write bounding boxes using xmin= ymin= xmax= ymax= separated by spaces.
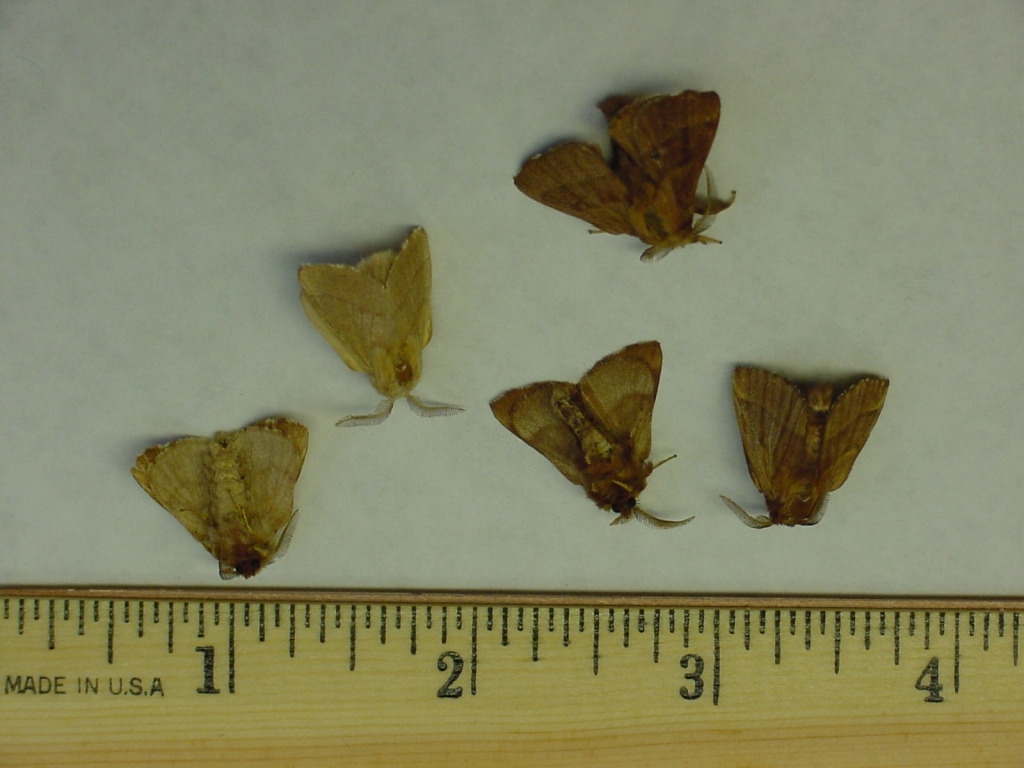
xmin=131 ymin=417 xmax=308 ymax=579
xmin=490 ymin=341 xmax=692 ymax=528
xmin=299 ymin=227 xmax=462 ymax=426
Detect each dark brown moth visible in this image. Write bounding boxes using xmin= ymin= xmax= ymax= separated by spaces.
xmin=721 ymin=366 xmax=889 ymax=528
xmin=490 ymin=341 xmax=692 ymax=528
xmin=514 ymin=90 xmax=735 ymax=261
xmin=131 ymin=418 xmax=308 ymax=578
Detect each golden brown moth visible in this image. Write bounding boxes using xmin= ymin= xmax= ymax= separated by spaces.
xmin=513 ymin=90 xmax=735 ymax=261
xmin=490 ymin=341 xmax=692 ymax=528
xmin=721 ymin=366 xmax=889 ymax=528
xmin=298 ymin=227 xmax=463 ymax=426
xmin=131 ymin=418 xmax=308 ymax=579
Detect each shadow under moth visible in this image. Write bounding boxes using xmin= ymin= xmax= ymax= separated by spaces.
xmin=299 ymin=226 xmax=462 ymax=426
xmin=514 ymin=90 xmax=735 ymax=261
xmin=131 ymin=417 xmax=308 ymax=579
xmin=721 ymin=366 xmax=889 ymax=528
xmin=490 ymin=341 xmax=692 ymax=528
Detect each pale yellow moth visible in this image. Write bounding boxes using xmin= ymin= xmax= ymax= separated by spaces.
xmin=298 ymin=227 xmax=462 ymax=426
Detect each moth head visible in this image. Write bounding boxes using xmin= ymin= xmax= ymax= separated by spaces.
xmin=768 ymin=491 xmax=828 ymax=527
xmin=370 ymin=339 xmax=423 ymax=399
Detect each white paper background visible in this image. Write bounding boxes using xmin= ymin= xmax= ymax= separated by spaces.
xmin=1 ymin=1 xmax=1022 ymax=594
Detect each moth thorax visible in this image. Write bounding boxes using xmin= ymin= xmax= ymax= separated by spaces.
xmin=550 ymin=389 xmax=616 ymax=462
xmin=806 ymin=383 xmax=835 ymax=413
xmin=209 ymin=440 xmax=247 ymax=521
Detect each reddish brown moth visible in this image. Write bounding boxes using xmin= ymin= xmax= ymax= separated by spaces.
xmin=721 ymin=367 xmax=889 ymax=528
xmin=299 ymin=227 xmax=463 ymax=426
xmin=513 ymin=90 xmax=735 ymax=261
xmin=490 ymin=341 xmax=692 ymax=528
xmin=131 ymin=418 xmax=308 ymax=579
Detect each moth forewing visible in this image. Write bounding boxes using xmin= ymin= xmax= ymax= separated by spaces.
xmin=515 ymin=90 xmax=734 ymax=259
xmin=131 ymin=418 xmax=308 ymax=579
xmin=490 ymin=341 xmax=688 ymax=528
xmin=298 ymin=227 xmax=461 ymax=426
xmin=723 ymin=367 xmax=888 ymax=528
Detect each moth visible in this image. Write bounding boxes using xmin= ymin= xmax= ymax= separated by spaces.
xmin=513 ymin=90 xmax=735 ymax=261
xmin=299 ymin=227 xmax=463 ymax=426
xmin=721 ymin=366 xmax=889 ymax=528
xmin=131 ymin=418 xmax=308 ymax=579
xmin=490 ymin=341 xmax=692 ymax=528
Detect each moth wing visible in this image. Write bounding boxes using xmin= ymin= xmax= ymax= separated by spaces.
xmin=577 ymin=341 xmax=662 ymax=462
xmin=731 ymin=367 xmax=814 ymax=496
xmin=514 ymin=142 xmax=635 ymax=235
xmin=299 ymin=262 xmax=390 ymax=374
xmin=229 ymin=418 xmax=309 ymax=535
xmin=820 ymin=377 xmax=889 ymax=491
xmin=384 ymin=227 xmax=433 ymax=348
xmin=490 ymin=382 xmax=585 ymax=487
xmin=606 ymin=91 xmax=721 ymax=206
xmin=131 ymin=437 xmax=214 ymax=549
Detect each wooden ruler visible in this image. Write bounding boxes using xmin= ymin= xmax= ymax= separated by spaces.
xmin=2 ymin=588 xmax=1023 ymax=767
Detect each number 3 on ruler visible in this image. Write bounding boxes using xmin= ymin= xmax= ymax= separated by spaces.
xmin=679 ymin=653 xmax=704 ymax=700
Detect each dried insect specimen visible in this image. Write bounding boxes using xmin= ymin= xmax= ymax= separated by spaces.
xmin=490 ymin=341 xmax=691 ymax=528
xmin=721 ymin=367 xmax=889 ymax=528
xmin=299 ymin=227 xmax=463 ymax=426
xmin=131 ymin=418 xmax=308 ymax=579
xmin=514 ymin=90 xmax=735 ymax=261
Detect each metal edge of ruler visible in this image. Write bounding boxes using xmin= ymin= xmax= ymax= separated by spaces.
xmin=1 ymin=585 xmax=1022 ymax=610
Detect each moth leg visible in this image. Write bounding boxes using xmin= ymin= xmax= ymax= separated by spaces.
xmin=270 ymin=511 xmax=299 ymax=563
xmin=336 ymin=398 xmax=394 ymax=427
xmin=630 ymin=508 xmax=695 ymax=529
xmin=692 ymin=167 xmax=736 ymax=242
xmin=406 ymin=394 xmax=464 ymax=419
xmin=800 ymin=494 xmax=829 ymax=526
xmin=719 ymin=495 xmax=773 ymax=529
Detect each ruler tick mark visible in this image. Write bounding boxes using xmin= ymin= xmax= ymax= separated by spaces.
xmin=167 ymin=602 xmax=174 ymax=653
xmin=653 ymin=609 xmax=661 ymax=663
xmin=999 ymin=612 xmax=1005 ymax=638
xmin=683 ymin=610 xmax=690 ymax=648
xmin=744 ymin=610 xmax=751 ymax=650
xmin=864 ymin=611 xmax=871 ymax=650
xmin=456 ymin=607 xmax=462 ymax=631
xmin=939 ymin=611 xmax=946 ymax=636
xmin=713 ymin=610 xmax=721 ymax=706
xmin=48 ymin=600 xmax=54 ymax=650
xmin=259 ymin=604 xmax=265 ymax=642
xmin=804 ymin=611 xmax=811 ymax=651
xmin=396 ymin=605 xmax=401 ymax=630
xmin=471 ymin=607 xmax=478 ymax=695
xmin=63 ymin=599 xmax=69 ymax=622
xmin=819 ymin=610 xmax=826 ymax=636
xmin=548 ymin=607 xmax=554 ymax=633
xmin=532 ymin=607 xmax=539 ymax=661
xmin=669 ymin=609 xmax=675 ymax=634
xmin=562 ymin=608 xmax=570 ymax=647
xmin=364 ymin=605 xmax=371 ymax=630
xmin=789 ymin=610 xmax=796 ymax=636
xmin=228 ymin=603 xmax=235 ymax=693
xmin=274 ymin=603 xmax=280 ymax=628
xmin=349 ymin=605 xmax=356 ymax=670
xmin=592 ymin=608 xmax=600 ymax=676
xmin=214 ymin=602 xmax=220 ymax=626
xmin=729 ymin=609 xmax=735 ymax=635
xmin=984 ymin=613 xmax=990 ymax=651
xmin=833 ymin=611 xmax=841 ymax=674
xmin=289 ymin=604 xmax=296 ymax=657
xmin=924 ymin=612 xmax=930 ymax=650
xmin=427 ymin=605 xmax=433 ymax=630
xmin=894 ymin=612 xmax=901 ymax=666
xmin=106 ymin=600 xmax=114 ymax=664
xmin=909 ymin=611 xmax=916 ymax=637
xmin=774 ymin=610 xmax=781 ymax=665
xmin=849 ymin=611 xmax=856 ymax=637
xmin=78 ymin=600 xmax=84 ymax=636
xmin=518 ymin=607 xmax=524 ymax=632
xmin=578 ymin=608 xmax=584 ymax=633
xmin=244 ymin=603 xmax=250 ymax=628
xmin=122 ymin=600 xmax=128 ymax=624
xmin=623 ymin=608 xmax=631 ymax=648
xmin=137 ymin=601 xmax=144 ymax=638
xmin=698 ymin=609 xmax=705 ymax=634
xmin=305 ymin=604 xmax=311 ymax=629
xmin=380 ymin=606 xmax=387 ymax=645
xmin=442 ymin=606 xmax=448 ymax=644
xmin=608 ymin=608 xmax=615 ymax=634
xmin=501 ymin=607 xmax=509 ymax=646
xmin=17 ymin=599 xmax=24 ymax=634
xmin=880 ymin=611 xmax=886 ymax=636
xmin=955 ymin=612 xmax=961 ymax=692
xmin=1014 ymin=613 xmax=1020 ymax=666
xmin=638 ymin=608 xmax=645 ymax=634
xmin=410 ymin=606 xmax=417 ymax=655
xmin=320 ymin=604 xmax=326 ymax=644
xmin=198 ymin=603 xmax=205 ymax=638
